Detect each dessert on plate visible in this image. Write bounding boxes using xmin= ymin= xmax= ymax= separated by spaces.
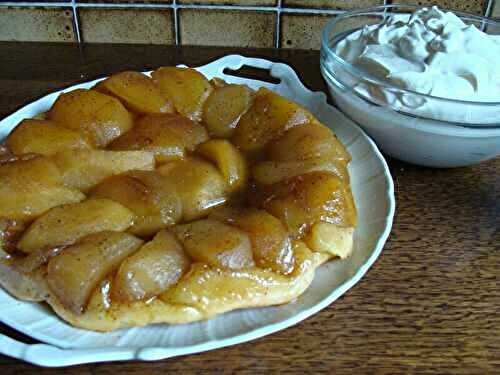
xmin=0 ymin=67 xmax=356 ymax=331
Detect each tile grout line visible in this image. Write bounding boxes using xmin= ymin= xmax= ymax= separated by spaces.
xmin=275 ymin=0 xmax=282 ymax=48
xmin=484 ymin=0 xmax=494 ymax=17
xmin=383 ymin=0 xmax=389 ymax=18
xmin=0 ymin=2 xmax=76 ymax=6
xmin=0 ymin=2 xmax=344 ymax=15
xmin=173 ymin=0 xmax=179 ymax=46
xmin=71 ymin=0 xmax=81 ymax=43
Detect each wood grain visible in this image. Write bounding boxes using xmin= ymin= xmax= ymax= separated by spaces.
xmin=0 ymin=43 xmax=498 ymax=374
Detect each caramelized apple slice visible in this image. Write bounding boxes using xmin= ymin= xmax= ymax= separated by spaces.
xmin=202 ymin=84 xmax=254 ymax=138
xmin=304 ymin=222 xmax=354 ymax=259
xmin=152 ymin=67 xmax=213 ymax=121
xmin=53 ymin=149 xmax=154 ymax=192
xmin=171 ymin=219 xmax=254 ymax=269
xmin=6 ymin=119 xmax=91 ymax=156
xmin=255 ymin=172 xmax=356 ymax=237
xmin=18 ymin=198 xmax=135 ymax=253
xmin=0 ymin=156 xmax=84 ymax=221
xmin=160 ymin=240 xmax=317 ymax=316
xmin=95 ymin=71 xmax=173 ymax=114
xmin=232 ymin=87 xmax=315 ymax=156
xmin=157 ymin=157 xmax=226 ymax=221
xmin=90 ymin=171 xmax=182 ymax=237
xmin=252 ymin=158 xmax=348 ymax=186
xmin=111 ymin=230 xmax=190 ymax=302
xmin=109 ymin=114 xmax=208 ymax=163
xmin=47 ymin=231 xmax=143 ymax=314
xmin=48 ymin=89 xmax=134 ymax=147
xmin=196 ymin=139 xmax=248 ymax=193
xmin=210 ymin=207 xmax=294 ymax=275
xmin=267 ymin=123 xmax=351 ymax=162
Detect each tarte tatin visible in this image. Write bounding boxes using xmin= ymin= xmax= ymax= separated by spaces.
xmin=0 ymin=67 xmax=356 ymax=331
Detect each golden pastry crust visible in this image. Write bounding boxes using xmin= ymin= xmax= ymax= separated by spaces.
xmin=0 ymin=67 xmax=356 ymax=332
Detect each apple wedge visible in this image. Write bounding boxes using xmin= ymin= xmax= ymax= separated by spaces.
xmin=0 ymin=156 xmax=84 ymax=221
xmin=47 ymin=231 xmax=143 ymax=314
xmin=53 ymin=149 xmax=155 ymax=192
xmin=90 ymin=171 xmax=182 ymax=237
xmin=48 ymin=89 xmax=134 ymax=147
xmin=95 ymin=71 xmax=173 ymax=114
xmin=171 ymin=219 xmax=254 ymax=270
xmin=111 ymin=230 xmax=190 ymax=302
xmin=18 ymin=198 xmax=135 ymax=253
xmin=196 ymin=139 xmax=248 ymax=193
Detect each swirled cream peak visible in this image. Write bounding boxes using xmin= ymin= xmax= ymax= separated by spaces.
xmin=335 ymin=6 xmax=500 ymax=104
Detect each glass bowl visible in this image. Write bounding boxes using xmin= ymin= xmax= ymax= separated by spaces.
xmin=320 ymin=4 xmax=500 ymax=167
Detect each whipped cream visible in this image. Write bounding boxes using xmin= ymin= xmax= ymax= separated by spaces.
xmin=333 ymin=6 xmax=500 ymax=124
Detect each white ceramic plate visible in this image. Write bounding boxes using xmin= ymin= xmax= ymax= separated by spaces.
xmin=0 ymin=55 xmax=395 ymax=367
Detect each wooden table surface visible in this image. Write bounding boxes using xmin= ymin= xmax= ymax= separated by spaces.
xmin=0 ymin=43 xmax=498 ymax=374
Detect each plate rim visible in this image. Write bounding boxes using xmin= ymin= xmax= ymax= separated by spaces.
xmin=0 ymin=54 xmax=395 ymax=367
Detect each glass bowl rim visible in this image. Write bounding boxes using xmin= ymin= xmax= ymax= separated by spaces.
xmin=320 ymin=4 xmax=500 ymax=108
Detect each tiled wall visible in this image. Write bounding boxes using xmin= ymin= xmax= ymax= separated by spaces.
xmin=0 ymin=0 xmax=498 ymax=49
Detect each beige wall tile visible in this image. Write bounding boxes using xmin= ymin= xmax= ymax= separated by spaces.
xmin=79 ymin=8 xmax=174 ymax=44
xmin=492 ymin=0 xmax=500 ymax=18
xmin=281 ymin=13 xmax=379 ymax=50
xmin=80 ymin=0 xmax=171 ymax=3
xmin=179 ymin=9 xmax=276 ymax=48
xmin=90 ymin=0 xmax=172 ymax=2
xmin=394 ymin=0 xmax=487 ymax=15
xmin=282 ymin=0 xmax=382 ymax=10
xmin=0 ymin=8 xmax=75 ymax=42
xmin=178 ymin=0 xmax=276 ymax=5
xmin=281 ymin=13 xmax=331 ymax=50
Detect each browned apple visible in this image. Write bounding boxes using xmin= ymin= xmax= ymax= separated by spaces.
xmin=210 ymin=77 xmax=227 ymax=89
xmin=111 ymin=230 xmax=190 ymax=302
xmin=0 ymin=156 xmax=84 ymax=221
xmin=95 ymin=71 xmax=173 ymax=114
xmin=152 ymin=67 xmax=213 ymax=122
xmin=196 ymin=139 xmax=248 ymax=193
xmin=210 ymin=207 xmax=294 ymax=274
xmin=48 ymin=89 xmax=134 ymax=147
xmin=304 ymin=222 xmax=354 ymax=259
xmin=160 ymin=239 xmax=317 ymax=316
xmin=252 ymin=158 xmax=348 ymax=186
xmin=109 ymin=114 xmax=208 ymax=163
xmin=90 ymin=170 xmax=182 ymax=237
xmin=47 ymin=231 xmax=143 ymax=314
xmin=6 ymin=119 xmax=91 ymax=156
xmin=157 ymin=157 xmax=227 ymax=221
xmin=53 ymin=149 xmax=155 ymax=192
xmin=0 ymin=218 xmax=26 ymax=254
xmin=232 ymin=87 xmax=316 ymax=156
xmin=267 ymin=123 xmax=351 ymax=162
xmin=255 ymin=172 xmax=356 ymax=237
xmin=202 ymin=84 xmax=254 ymax=138
xmin=171 ymin=219 xmax=254 ymax=269
xmin=18 ymin=198 xmax=135 ymax=253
